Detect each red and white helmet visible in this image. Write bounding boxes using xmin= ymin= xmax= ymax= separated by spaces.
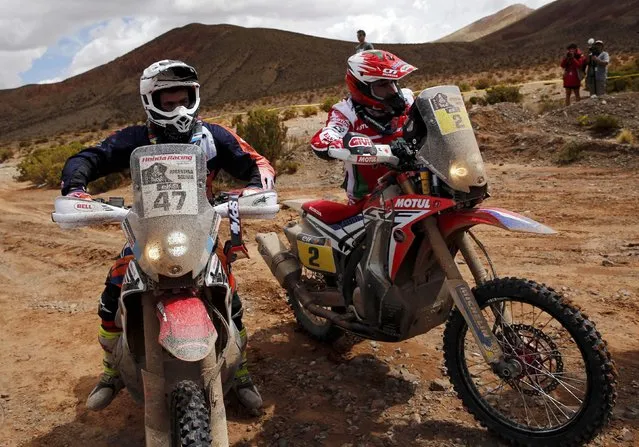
xmin=140 ymin=60 xmax=200 ymax=141
xmin=346 ymin=50 xmax=417 ymax=115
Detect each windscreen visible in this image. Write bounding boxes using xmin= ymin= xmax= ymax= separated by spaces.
xmin=124 ymin=144 xmax=217 ymax=282
xmin=414 ymin=86 xmax=487 ymax=193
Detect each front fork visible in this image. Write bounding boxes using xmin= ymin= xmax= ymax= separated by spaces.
xmin=142 ymin=292 xmax=170 ymax=447
xmin=457 ymin=232 xmax=512 ymax=326
xmin=140 ymin=292 xmax=230 ymax=447
xmin=422 ymin=218 xmax=519 ymax=378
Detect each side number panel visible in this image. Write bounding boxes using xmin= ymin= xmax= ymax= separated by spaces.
xmin=296 ymin=234 xmax=337 ymax=274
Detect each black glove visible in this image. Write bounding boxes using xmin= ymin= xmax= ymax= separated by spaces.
xmin=390 ymin=138 xmax=416 ymax=164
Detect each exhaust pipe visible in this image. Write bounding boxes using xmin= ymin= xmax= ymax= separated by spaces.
xmin=255 ymin=233 xmax=389 ymax=338
xmin=255 ymin=232 xmax=301 ymax=289
xmin=293 ymin=283 xmax=393 ymax=340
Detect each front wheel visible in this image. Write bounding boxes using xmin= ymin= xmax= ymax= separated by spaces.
xmin=170 ymin=380 xmax=212 ymax=447
xmin=443 ymin=277 xmax=617 ymax=447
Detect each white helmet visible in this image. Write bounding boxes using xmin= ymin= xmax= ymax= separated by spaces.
xmin=140 ymin=60 xmax=200 ymax=141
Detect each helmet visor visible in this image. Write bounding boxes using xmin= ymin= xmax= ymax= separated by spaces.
xmin=371 ymin=80 xmax=399 ymax=100
xmin=152 ymin=87 xmax=197 ymax=112
xmin=155 ymin=65 xmax=198 ymax=82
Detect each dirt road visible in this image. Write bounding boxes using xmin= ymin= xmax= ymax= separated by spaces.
xmin=1 ymin=151 xmax=638 ymax=445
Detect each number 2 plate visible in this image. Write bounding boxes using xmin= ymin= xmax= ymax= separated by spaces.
xmin=297 ymin=239 xmax=336 ymax=274
xmin=139 ymin=154 xmax=198 ymax=217
xmin=429 ymin=92 xmax=472 ymax=136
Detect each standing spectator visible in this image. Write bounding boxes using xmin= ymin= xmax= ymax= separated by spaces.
xmin=561 ymin=43 xmax=584 ymax=106
xmin=585 ymin=40 xmax=610 ymax=97
xmin=355 ymin=30 xmax=374 ymax=53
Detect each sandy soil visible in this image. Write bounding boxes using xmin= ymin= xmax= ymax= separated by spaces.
xmin=1 ymin=114 xmax=638 ymax=447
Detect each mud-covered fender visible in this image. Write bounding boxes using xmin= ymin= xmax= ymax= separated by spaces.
xmin=156 ymin=296 xmax=217 ymax=362
xmin=438 ymin=207 xmax=556 ymax=239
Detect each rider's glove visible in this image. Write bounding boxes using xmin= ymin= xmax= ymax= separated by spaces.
xmin=66 ymin=187 xmax=93 ymax=200
xmin=260 ymin=171 xmax=275 ymax=190
xmin=390 ymin=138 xmax=416 ymax=163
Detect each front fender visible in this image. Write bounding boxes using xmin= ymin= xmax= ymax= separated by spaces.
xmin=438 ymin=207 xmax=556 ymax=239
xmin=157 ymin=296 xmax=217 ymax=361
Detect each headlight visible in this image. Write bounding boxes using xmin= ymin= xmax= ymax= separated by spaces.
xmin=146 ymin=242 xmax=162 ymax=261
xmin=450 ymin=164 xmax=468 ymax=178
xmin=167 ymin=231 xmax=189 ymax=257
xmin=145 ymin=232 xmax=189 ymax=262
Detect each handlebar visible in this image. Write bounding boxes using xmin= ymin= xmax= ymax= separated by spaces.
xmin=52 ymin=190 xmax=280 ymax=229
xmin=327 ymin=143 xmax=400 ymax=166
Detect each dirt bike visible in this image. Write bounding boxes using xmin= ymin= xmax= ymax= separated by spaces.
xmin=52 ymin=143 xmax=279 ymax=447
xmin=256 ymin=86 xmax=617 ymax=446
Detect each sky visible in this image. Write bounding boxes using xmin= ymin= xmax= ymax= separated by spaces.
xmin=0 ymin=0 xmax=555 ymax=90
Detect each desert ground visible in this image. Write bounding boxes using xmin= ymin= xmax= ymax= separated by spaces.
xmin=1 ymin=91 xmax=638 ymax=446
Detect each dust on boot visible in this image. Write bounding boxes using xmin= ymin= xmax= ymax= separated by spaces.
xmin=232 ymin=327 xmax=263 ymax=414
xmin=86 ymin=324 xmax=124 ymax=410
xmin=87 ymin=282 xmax=125 ymax=411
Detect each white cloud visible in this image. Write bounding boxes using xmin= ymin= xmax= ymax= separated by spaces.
xmin=67 ymin=17 xmax=162 ymax=77
xmin=38 ymin=77 xmax=63 ymax=84
xmin=0 ymin=47 xmax=46 ymax=88
xmin=0 ymin=0 xmax=556 ymax=89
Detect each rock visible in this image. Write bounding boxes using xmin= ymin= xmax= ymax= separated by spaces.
xmin=0 ymin=394 xmax=8 ymax=399
xmin=410 ymin=412 xmax=422 ymax=424
xmin=398 ymin=368 xmax=420 ymax=383
xmin=619 ymin=427 xmax=634 ymax=442
xmin=429 ymin=378 xmax=450 ymax=391
xmin=369 ymin=341 xmax=379 ymax=349
xmin=602 ymin=259 xmax=615 ymax=267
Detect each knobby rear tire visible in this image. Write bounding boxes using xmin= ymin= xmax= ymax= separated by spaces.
xmin=288 ymin=287 xmax=343 ymax=343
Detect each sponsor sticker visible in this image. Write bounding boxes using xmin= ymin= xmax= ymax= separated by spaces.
xmin=139 ymin=154 xmax=198 ymax=217
xmin=394 ymin=197 xmax=431 ymax=209
xmin=356 ymin=155 xmax=378 ymax=164
xmin=429 ymin=92 xmax=472 ymax=136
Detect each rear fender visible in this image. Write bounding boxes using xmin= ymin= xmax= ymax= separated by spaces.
xmin=156 ymin=295 xmax=217 ymax=362
xmin=438 ymin=207 xmax=556 ymax=239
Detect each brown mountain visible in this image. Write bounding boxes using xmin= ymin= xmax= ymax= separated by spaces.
xmin=437 ymin=4 xmax=534 ymax=43
xmin=480 ymin=0 xmax=639 ymax=47
xmin=1 ymin=0 xmax=638 ymax=141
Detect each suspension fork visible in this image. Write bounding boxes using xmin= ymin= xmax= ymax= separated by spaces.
xmin=397 ymin=174 xmax=514 ymax=373
xmin=457 ymin=232 xmax=512 ymax=325
xmin=422 ymin=218 xmax=512 ymax=372
xmin=141 ymin=292 xmax=170 ymax=446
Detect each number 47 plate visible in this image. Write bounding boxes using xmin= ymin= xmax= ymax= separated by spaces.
xmin=139 ymin=154 xmax=198 ymax=217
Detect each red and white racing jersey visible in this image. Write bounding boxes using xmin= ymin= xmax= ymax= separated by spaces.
xmin=310 ymin=89 xmax=414 ymax=201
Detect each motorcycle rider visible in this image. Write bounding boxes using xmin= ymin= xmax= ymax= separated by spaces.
xmin=60 ymin=59 xmax=275 ymax=413
xmin=310 ymin=50 xmax=417 ymax=203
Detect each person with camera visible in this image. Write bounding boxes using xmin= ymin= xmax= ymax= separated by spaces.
xmin=561 ymin=43 xmax=585 ymax=106
xmin=585 ymin=40 xmax=610 ymax=97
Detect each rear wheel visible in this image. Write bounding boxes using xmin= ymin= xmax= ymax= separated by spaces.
xmin=443 ymin=277 xmax=617 ymax=447
xmin=170 ymin=380 xmax=212 ymax=447
xmin=288 ymin=270 xmax=343 ymax=343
